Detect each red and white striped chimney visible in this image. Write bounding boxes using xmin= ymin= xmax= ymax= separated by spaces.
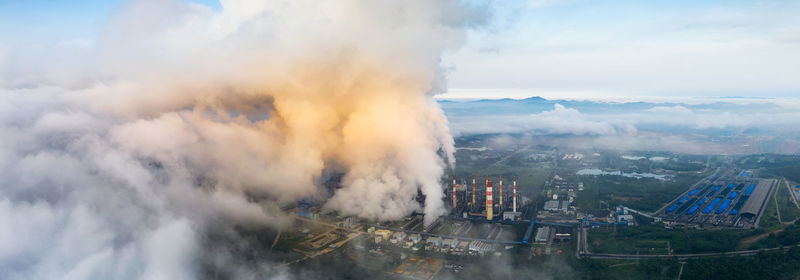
xmin=513 ymin=176 xmax=517 ymax=213
xmin=486 ymin=175 xmax=493 ymax=220
xmin=452 ymin=175 xmax=457 ymax=207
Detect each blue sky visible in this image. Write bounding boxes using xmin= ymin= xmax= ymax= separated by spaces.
xmin=2 ymin=0 xmax=799 ymax=100
xmin=0 ymin=0 xmax=121 ymax=41
xmin=442 ymin=0 xmax=800 ymax=99
xmin=0 ymin=0 xmax=219 ymax=42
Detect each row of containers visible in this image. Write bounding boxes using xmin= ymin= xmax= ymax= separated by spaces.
xmin=665 ymin=183 xmax=756 ymax=216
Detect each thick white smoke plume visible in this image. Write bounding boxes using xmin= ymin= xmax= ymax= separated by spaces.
xmin=0 ymin=0 xmax=484 ymax=278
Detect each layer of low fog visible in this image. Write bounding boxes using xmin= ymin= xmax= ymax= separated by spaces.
xmin=443 ymin=99 xmax=800 ymax=154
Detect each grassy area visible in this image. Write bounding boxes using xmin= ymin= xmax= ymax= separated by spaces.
xmin=589 ymin=230 xmax=646 ymax=254
xmin=573 ymin=259 xmax=680 ymax=280
xmin=603 ymin=260 xmax=679 ymax=280
xmin=750 ymin=221 xmax=800 ymax=249
xmin=575 ymin=170 xmax=713 ymax=212
xmin=588 ymin=224 xmax=761 ymax=254
xmin=760 ymin=186 xmax=780 ymax=228
xmin=273 ymin=235 xmax=305 ymax=251
xmin=739 ymin=155 xmax=800 ymax=182
xmin=682 ymin=247 xmax=800 ymax=279
xmin=777 ymin=180 xmax=800 ymax=222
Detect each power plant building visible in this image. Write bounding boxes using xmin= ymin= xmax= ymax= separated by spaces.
xmin=740 ymin=179 xmax=775 ymax=216
xmin=544 ymin=200 xmax=569 ymax=212
xmin=534 ymin=226 xmax=550 ymax=243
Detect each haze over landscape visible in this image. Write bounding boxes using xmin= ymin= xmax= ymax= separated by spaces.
xmin=2 ymin=1 xmax=800 ymax=279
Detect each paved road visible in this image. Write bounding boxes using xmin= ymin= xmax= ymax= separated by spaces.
xmin=775 ymin=183 xmax=783 ymax=224
xmin=677 ymin=261 xmax=685 ymax=280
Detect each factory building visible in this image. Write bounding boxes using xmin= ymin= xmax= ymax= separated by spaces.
xmin=544 ymin=200 xmax=560 ymax=211
xmin=409 ymin=234 xmax=422 ymax=243
xmin=375 ymin=229 xmax=392 ymax=240
xmin=503 ymin=211 xmax=520 ymax=221
xmin=392 ymin=232 xmax=407 ymax=244
xmin=442 ymin=239 xmax=456 ymax=252
xmin=740 ymin=180 xmax=773 ymax=217
xmin=544 ymin=200 xmax=570 ymax=212
xmin=618 ymin=214 xmax=635 ymax=226
xmin=468 ymin=241 xmax=493 ymax=256
xmin=534 ymin=226 xmax=551 ymax=243
xmin=425 ymin=237 xmax=442 ymax=250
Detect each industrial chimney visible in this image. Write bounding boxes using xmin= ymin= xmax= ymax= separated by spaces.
xmin=472 ymin=175 xmax=476 ymax=207
xmin=486 ymin=175 xmax=493 ymax=220
xmin=499 ymin=176 xmax=503 ymax=211
xmin=513 ymin=176 xmax=517 ymax=213
xmin=452 ymin=175 xmax=457 ymax=208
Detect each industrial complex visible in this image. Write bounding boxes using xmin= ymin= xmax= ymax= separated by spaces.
xmin=449 ymin=175 xmax=522 ymax=221
xmin=280 ymin=150 xmax=800 ymax=280
xmin=657 ymin=171 xmax=777 ymax=228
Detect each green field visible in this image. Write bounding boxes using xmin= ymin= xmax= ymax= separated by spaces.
xmin=682 ymin=247 xmax=800 ymax=279
xmin=588 ymin=225 xmax=762 ymax=254
xmin=777 ymin=181 xmax=800 ymax=223
xmin=575 ymin=170 xmax=713 ymax=212
xmin=760 ymin=186 xmax=780 ymax=228
xmin=739 ymin=155 xmax=800 ymax=183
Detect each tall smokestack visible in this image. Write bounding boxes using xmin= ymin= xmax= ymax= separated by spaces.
xmin=472 ymin=175 xmax=476 ymax=207
xmin=513 ymin=176 xmax=517 ymax=213
xmin=499 ymin=175 xmax=503 ymax=210
xmin=486 ymin=175 xmax=493 ymax=220
xmin=452 ymin=175 xmax=457 ymax=208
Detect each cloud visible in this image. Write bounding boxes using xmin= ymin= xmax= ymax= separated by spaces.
xmin=634 ymin=105 xmax=800 ymax=130
xmin=449 ymin=100 xmax=800 ymax=135
xmin=0 ymin=0 xmax=486 ymax=278
xmin=449 ymin=104 xmax=636 ymax=136
xmin=446 ymin=100 xmax=800 ymax=153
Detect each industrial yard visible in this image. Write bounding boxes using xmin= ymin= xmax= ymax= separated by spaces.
xmin=658 ymin=170 xmax=778 ymax=229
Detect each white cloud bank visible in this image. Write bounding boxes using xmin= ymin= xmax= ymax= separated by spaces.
xmin=450 ymin=104 xmax=636 ymax=136
xmin=450 ymin=103 xmax=800 ymax=136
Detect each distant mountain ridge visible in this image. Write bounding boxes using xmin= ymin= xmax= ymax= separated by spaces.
xmin=437 ymin=96 xmax=778 ymax=116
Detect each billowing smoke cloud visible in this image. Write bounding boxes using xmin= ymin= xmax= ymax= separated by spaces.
xmin=0 ymin=0 xmax=485 ymax=278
